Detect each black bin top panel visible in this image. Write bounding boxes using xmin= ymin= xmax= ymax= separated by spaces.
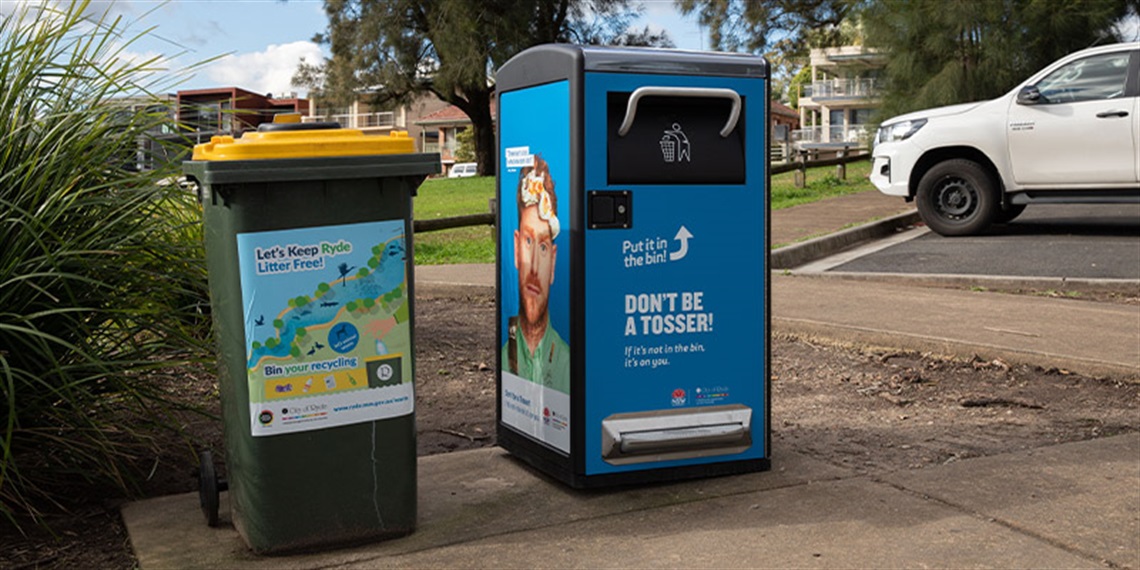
xmin=496 ymin=44 xmax=768 ymax=92
xmin=579 ymin=45 xmax=768 ymax=78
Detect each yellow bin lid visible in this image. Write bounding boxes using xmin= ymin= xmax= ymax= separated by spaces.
xmin=191 ymin=114 xmax=415 ymax=161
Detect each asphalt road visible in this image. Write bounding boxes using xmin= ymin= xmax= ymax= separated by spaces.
xmin=830 ymin=204 xmax=1140 ymax=279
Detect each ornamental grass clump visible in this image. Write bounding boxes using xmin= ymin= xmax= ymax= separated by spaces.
xmin=1 ymin=1 xmax=211 ymax=526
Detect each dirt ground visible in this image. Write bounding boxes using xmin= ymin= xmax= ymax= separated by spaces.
xmin=2 ymin=290 xmax=1137 ymax=569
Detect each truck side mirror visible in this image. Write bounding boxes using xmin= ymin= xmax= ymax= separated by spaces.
xmin=1017 ymin=85 xmax=1043 ymax=105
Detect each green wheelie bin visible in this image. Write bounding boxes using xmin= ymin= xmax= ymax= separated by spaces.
xmin=183 ymin=117 xmax=439 ymax=553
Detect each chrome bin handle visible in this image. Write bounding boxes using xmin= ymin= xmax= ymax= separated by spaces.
xmin=617 ymin=86 xmax=742 ymax=138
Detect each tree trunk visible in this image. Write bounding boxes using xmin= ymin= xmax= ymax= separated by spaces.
xmin=462 ymin=90 xmax=496 ymax=177
xmin=473 ymin=119 xmax=496 ymax=177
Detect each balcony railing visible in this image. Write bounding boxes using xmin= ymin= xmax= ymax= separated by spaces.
xmin=801 ymin=78 xmax=879 ymax=101
xmin=303 ymin=111 xmax=395 ymax=129
xmin=792 ymin=125 xmax=872 ymax=147
xmin=422 ymin=142 xmax=458 ymax=155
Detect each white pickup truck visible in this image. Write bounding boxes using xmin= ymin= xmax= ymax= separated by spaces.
xmin=870 ymin=42 xmax=1140 ymax=236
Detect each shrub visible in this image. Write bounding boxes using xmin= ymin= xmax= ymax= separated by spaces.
xmin=1 ymin=2 xmax=210 ymax=526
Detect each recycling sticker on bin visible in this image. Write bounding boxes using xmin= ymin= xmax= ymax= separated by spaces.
xmin=236 ymin=220 xmax=413 ymax=436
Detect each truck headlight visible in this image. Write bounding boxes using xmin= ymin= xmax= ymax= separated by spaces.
xmin=876 ymin=119 xmax=927 ymax=144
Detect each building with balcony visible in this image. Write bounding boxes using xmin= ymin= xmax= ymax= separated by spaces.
xmin=794 ymin=45 xmax=885 ymax=152
xmin=177 ymin=87 xmax=309 ymax=143
xmin=106 ymin=94 xmax=182 ymax=171
xmin=305 ymin=91 xmax=451 ymax=152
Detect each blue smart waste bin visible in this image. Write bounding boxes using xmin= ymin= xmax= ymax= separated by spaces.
xmin=495 ymin=45 xmax=771 ymax=487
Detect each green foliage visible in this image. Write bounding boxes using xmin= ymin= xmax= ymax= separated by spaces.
xmin=454 ymin=127 xmax=476 ymax=163
xmin=679 ymin=0 xmax=862 ymax=101
xmin=0 ymin=2 xmax=214 ymax=524
xmin=273 ymin=318 xmax=284 ymax=330
xmin=304 ymin=0 xmax=672 ymax=177
xmin=678 ymin=0 xmax=856 ymax=53
xmin=787 ymin=65 xmax=812 ymax=108
xmin=862 ymin=0 xmax=1134 ymax=116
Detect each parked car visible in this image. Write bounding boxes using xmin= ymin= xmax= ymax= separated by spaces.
xmin=871 ymin=42 xmax=1139 ymax=236
xmin=448 ymin=162 xmax=477 ymax=178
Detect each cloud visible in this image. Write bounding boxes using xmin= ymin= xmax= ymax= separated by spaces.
xmin=205 ymin=41 xmax=323 ymax=97
xmin=178 ymin=19 xmax=225 ymax=49
xmin=2 ymin=0 xmax=138 ymax=27
xmin=78 ymin=0 xmax=136 ymax=21
xmin=110 ymin=43 xmax=170 ymax=68
xmin=1 ymin=1 xmax=59 ymax=27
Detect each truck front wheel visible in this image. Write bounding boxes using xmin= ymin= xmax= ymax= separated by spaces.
xmin=915 ymin=159 xmax=998 ymax=236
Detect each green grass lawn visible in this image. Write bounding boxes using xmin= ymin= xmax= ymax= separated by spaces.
xmin=412 ymin=159 xmax=873 ymax=265
xmin=414 ymin=175 xmax=495 ymax=219
xmin=771 ymin=158 xmax=872 ymax=210
xmin=414 ymin=176 xmax=496 ymax=265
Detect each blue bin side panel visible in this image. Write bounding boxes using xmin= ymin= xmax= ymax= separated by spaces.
xmin=498 ymin=81 xmax=575 ymax=454
xmin=583 ymin=72 xmax=768 ymax=476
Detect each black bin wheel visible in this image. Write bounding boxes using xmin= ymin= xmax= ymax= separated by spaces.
xmin=197 ymin=450 xmax=228 ymax=527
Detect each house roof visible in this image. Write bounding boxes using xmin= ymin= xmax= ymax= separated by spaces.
xmin=415 ymin=104 xmax=499 ymax=126
xmin=177 ymin=86 xmax=264 ymax=101
xmin=415 ymin=105 xmax=471 ymax=126
xmin=771 ymin=100 xmax=798 ymax=118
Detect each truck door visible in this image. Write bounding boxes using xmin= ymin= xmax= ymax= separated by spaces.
xmin=1007 ymin=49 xmax=1136 ymax=187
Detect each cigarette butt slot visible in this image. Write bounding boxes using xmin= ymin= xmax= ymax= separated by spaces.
xmin=602 ymin=404 xmax=752 ymax=465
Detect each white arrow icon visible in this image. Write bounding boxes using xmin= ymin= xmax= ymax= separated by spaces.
xmin=669 ymin=226 xmax=693 ymax=261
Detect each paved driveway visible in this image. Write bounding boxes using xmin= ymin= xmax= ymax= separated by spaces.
xmin=829 ymin=204 xmax=1140 ymax=279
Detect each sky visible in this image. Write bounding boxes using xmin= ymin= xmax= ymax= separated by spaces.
xmin=4 ymin=0 xmax=707 ymax=97
xmin=5 ymin=1 xmax=1136 ymax=98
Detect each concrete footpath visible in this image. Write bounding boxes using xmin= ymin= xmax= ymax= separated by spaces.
xmin=123 ymin=434 xmax=1139 ymax=569
xmin=123 ymin=190 xmax=1140 ymax=567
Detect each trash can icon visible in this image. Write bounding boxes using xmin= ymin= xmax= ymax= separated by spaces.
xmin=495 ymin=45 xmax=771 ymax=488
xmin=183 ymin=116 xmax=439 ymax=553
xmin=660 ymin=135 xmax=676 ymax=162
xmin=660 ymin=123 xmax=690 ymax=163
